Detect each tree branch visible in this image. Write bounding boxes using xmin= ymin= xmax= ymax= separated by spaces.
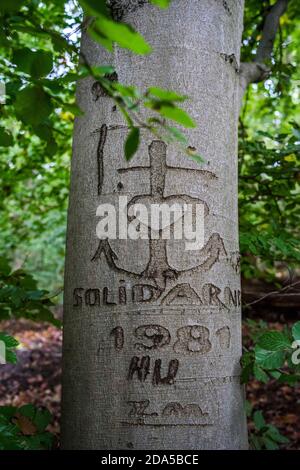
xmin=255 ymin=0 xmax=288 ymax=63
xmin=239 ymin=0 xmax=288 ymax=103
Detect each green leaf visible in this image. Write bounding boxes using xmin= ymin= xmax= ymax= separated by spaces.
xmin=253 ymin=363 xmax=269 ymax=383
xmin=146 ymin=102 xmax=196 ymax=128
xmin=5 ymin=350 xmax=18 ymax=364
xmin=292 ymin=321 xmax=300 ymax=341
xmin=50 ymin=32 xmax=72 ymax=52
xmin=0 ymin=127 xmax=13 ymax=147
xmin=0 ymin=30 xmax=10 ymax=47
xmin=30 ymin=52 xmax=53 ymax=78
xmin=257 ymin=331 xmax=291 ymax=351
xmin=249 ymin=434 xmax=262 ymax=450
xmin=245 ymin=399 xmax=252 ymax=417
xmin=79 ymin=0 xmax=109 ymax=16
xmin=253 ymin=410 xmax=265 ymax=430
xmin=269 ymin=370 xmax=282 ymax=379
xmin=150 ymin=0 xmax=171 ymax=8
xmin=165 ymin=126 xmax=188 ymax=144
xmin=45 ymin=138 xmax=58 ymax=156
xmin=18 ymin=405 xmax=51 ymax=433
xmin=0 ymin=406 xmax=16 ymax=419
xmin=13 ymin=49 xmax=53 ymax=78
xmin=91 ymin=16 xmax=152 ymax=55
xmin=0 ymin=0 xmax=22 ymax=12
xmin=33 ymin=123 xmax=53 ymax=142
xmin=0 ymin=333 xmax=19 ymax=348
xmin=255 ymin=345 xmax=285 ymax=370
xmin=63 ymin=103 xmax=83 ymax=116
xmin=88 ymin=26 xmax=113 ymax=52
xmin=0 ymin=404 xmax=53 ymax=449
xmin=240 ymin=362 xmax=253 ymax=384
xmin=14 ymin=86 xmax=53 ymax=126
xmin=278 ymin=373 xmax=300 ymax=385
xmin=91 ymin=65 xmax=116 ymax=76
xmin=0 ymin=333 xmax=19 ymax=364
xmin=0 ymin=257 xmax=11 ymax=276
xmin=149 ymin=87 xmax=187 ymax=102
xmin=43 ymin=78 xmax=70 ymax=94
xmin=263 ymin=436 xmax=279 ymax=450
xmin=266 ymin=425 xmax=289 ymax=444
xmin=124 ymin=127 xmax=140 ymax=161
xmin=186 ymin=148 xmax=204 ymax=164
xmin=113 ymin=83 xmax=140 ymax=99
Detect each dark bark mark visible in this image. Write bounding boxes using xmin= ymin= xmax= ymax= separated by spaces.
xmin=127 ymin=399 xmax=158 ymax=417
xmin=97 ymin=124 xmax=107 ymax=195
xmin=152 ymin=358 xmax=179 ymax=385
xmin=91 ymin=72 xmax=118 ymax=101
xmin=134 ymin=324 xmax=171 ymax=351
xmin=128 ymin=355 xmax=151 ymax=381
xmin=92 ymin=136 xmax=225 ymax=290
xmin=91 ymin=238 xmax=118 ymax=265
xmin=220 ymin=53 xmax=239 ymax=73
xmin=110 ymin=326 xmax=124 ymax=350
xmin=161 ymin=283 xmax=202 ymax=306
xmin=85 ymin=288 xmax=100 ymax=306
xmin=108 ymin=0 xmax=148 ymax=20
xmin=216 ymin=326 xmax=231 ymax=349
xmin=222 ymin=0 xmax=232 ymax=16
xmin=173 ymin=326 xmax=212 ymax=355
xmin=162 ymin=402 xmax=208 ymax=418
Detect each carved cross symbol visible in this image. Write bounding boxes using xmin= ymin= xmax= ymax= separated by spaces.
xmin=119 ymin=140 xmax=212 ymax=289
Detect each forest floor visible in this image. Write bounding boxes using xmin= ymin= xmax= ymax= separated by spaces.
xmin=0 ymin=317 xmax=300 ymax=449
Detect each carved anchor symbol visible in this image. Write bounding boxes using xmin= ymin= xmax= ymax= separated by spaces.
xmin=92 ymin=129 xmax=227 ymax=291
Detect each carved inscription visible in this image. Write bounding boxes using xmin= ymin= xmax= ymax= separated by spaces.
xmin=216 ymin=326 xmax=231 ymax=349
xmin=173 ymin=326 xmax=212 ymax=355
xmin=127 ymin=356 xmax=178 ymax=385
xmin=162 ymin=402 xmax=208 ymax=418
xmin=134 ymin=324 xmax=171 ymax=351
xmin=110 ymin=324 xmax=231 ymax=355
xmin=78 ymin=128 xmax=240 ymax=430
xmin=107 ymin=320 xmax=233 ymax=425
xmin=122 ymin=399 xmax=213 ymax=427
xmin=96 ymin=124 xmax=107 ymax=195
xmin=73 ymin=284 xmax=241 ymax=308
xmin=127 ymin=399 xmax=158 ymax=418
xmin=152 ymin=359 xmax=179 ymax=385
xmin=110 ymin=326 xmax=124 ymax=351
xmin=91 ymin=136 xmax=227 ymax=292
xmin=128 ymin=356 xmax=150 ymax=382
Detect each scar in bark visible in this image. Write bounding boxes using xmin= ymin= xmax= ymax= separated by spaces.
xmin=97 ymin=124 xmax=107 ymax=195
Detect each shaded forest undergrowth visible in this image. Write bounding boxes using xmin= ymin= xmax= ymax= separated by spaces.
xmin=1 ymin=315 xmax=300 ymax=449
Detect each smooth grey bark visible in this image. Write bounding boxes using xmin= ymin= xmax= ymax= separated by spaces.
xmin=62 ymin=0 xmax=248 ymax=449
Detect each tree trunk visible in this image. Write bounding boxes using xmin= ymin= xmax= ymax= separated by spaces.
xmin=62 ymin=0 xmax=248 ymax=450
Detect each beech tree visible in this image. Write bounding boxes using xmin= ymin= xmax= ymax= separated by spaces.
xmin=61 ymin=0 xmax=293 ymax=450
xmin=61 ymin=0 xmax=248 ymax=449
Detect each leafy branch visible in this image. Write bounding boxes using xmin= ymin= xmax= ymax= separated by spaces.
xmin=1 ymin=0 xmax=202 ymax=161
